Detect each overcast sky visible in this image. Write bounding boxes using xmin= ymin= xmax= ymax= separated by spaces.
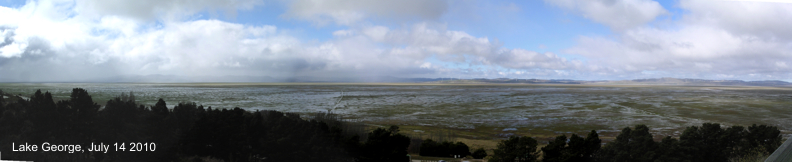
xmin=1 ymin=0 xmax=791 ymax=82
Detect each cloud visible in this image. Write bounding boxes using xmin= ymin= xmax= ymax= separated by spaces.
xmin=0 ymin=0 xmax=310 ymax=81
xmin=3 ymin=0 xmax=790 ymax=82
xmin=489 ymin=49 xmax=578 ymax=70
xmin=282 ymin=0 xmax=448 ymax=26
xmin=350 ymin=23 xmax=577 ymax=70
xmin=74 ymin=0 xmax=264 ymax=21
xmin=563 ymin=0 xmax=792 ymax=80
xmin=679 ymin=0 xmax=792 ymax=40
xmin=0 ymin=0 xmax=575 ymax=82
xmin=0 ymin=0 xmax=603 ymax=82
xmin=546 ymin=0 xmax=667 ymax=31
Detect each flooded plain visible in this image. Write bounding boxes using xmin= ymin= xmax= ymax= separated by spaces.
xmin=1 ymin=83 xmax=791 ymax=142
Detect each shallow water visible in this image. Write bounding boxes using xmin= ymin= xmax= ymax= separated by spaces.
xmin=1 ymin=83 xmax=791 ymax=137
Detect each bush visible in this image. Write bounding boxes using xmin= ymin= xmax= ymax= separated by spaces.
xmin=419 ymin=139 xmax=471 ymax=157
xmin=358 ymin=126 xmax=412 ymax=162
xmin=472 ymin=148 xmax=488 ymax=159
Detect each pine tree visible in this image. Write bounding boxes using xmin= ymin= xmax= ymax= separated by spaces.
xmin=491 ymin=136 xmax=539 ymax=162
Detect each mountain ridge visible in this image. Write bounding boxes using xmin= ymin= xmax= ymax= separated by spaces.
xmin=426 ymin=77 xmax=792 ymax=86
xmin=2 ymin=75 xmax=790 ymax=86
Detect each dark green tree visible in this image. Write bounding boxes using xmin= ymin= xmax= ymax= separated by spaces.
xmin=564 ymin=132 xmax=600 ymax=162
xmin=418 ymin=139 xmax=471 ymax=157
xmin=419 ymin=139 xmax=439 ymax=156
xmin=654 ymin=136 xmax=685 ymax=162
xmin=491 ymin=136 xmax=539 ymax=162
xmin=358 ymin=126 xmax=411 ymax=162
xmin=744 ymin=124 xmax=782 ymax=154
xmin=152 ymin=98 xmax=169 ymax=117
xmin=420 ymin=139 xmax=450 ymax=157
xmin=0 ymin=90 xmax=4 ymax=114
xmin=581 ymin=130 xmax=602 ymax=160
xmin=472 ymin=148 xmax=488 ymax=159
xmin=541 ymin=130 xmax=600 ymax=162
xmin=438 ymin=141 xmax=453 ymax=157
xmin=69 ymin=88 xmax=100 ymax=149
xmin=450 ymin=142 xmax=471 ymax=158
xmin=596 ymin=125 xmax=657 ymax=162
xmin=541 ymin=134 xmax=567 ymax=162
xmin=679 ymin=123 xmax=727 ymax=162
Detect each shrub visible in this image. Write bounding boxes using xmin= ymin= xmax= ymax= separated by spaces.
xmin=472 ymin=148 xmax=488 ymax=159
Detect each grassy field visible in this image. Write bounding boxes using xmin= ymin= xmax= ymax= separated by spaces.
xmin=1 ymin=83 xmax=791 ymax=150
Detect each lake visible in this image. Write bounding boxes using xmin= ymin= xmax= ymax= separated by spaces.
xmin=1 ymin=83 xmax=790 ymax=141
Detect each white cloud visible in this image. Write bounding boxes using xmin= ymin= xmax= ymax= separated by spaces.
xmin=563 ymin=0 xmax=792 ymax=80
xmin=74 ymin=0 xmax=264 ymax=21
xmin=489 ymin=49 xmax=577 ymax=70
xmin=282 ymin=0 xmax=448 ymax=26
xmin=679 ymin=0 xmax=792 ymax=40
xmin=0 ymin=42 xmax=26 ymax=57
xmin=362 ymin=26 xmax=389 ymax=41
xmin=546 ymin=0 xmax=667 ymax=31
xmin=3 ymin=0 xmax=790 ymax=82
xmin=348 ymin=23 xmax=577 ymax=75
xmin=332 ymin=30 xmax=353 ymax=37
xmin=0 ymin=0 xmax=587 ymax=82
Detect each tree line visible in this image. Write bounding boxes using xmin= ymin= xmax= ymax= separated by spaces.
xmin=0 ymin=88 xmax=412 ymax=162
xmin=487 ymin=124 xmax=781 ymax=162
xmin=0 ymin=88 xmax=784 ymax=162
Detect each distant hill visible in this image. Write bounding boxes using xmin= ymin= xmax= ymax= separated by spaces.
xmin=425 ymin=77 xmax=792 ymax=86
xmin=597 ymin=77 xmax=792 ymax=86
xmin=12 ymin=75 xmax=789 ymax=86
xmin=425 ymin=78 xmax=592 ymax=84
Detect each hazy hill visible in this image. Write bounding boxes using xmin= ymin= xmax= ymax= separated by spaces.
xmin=427 ymin=77 xmax=792 ymax=86
xmin=8 ymin=74 xmax=790 ymax=86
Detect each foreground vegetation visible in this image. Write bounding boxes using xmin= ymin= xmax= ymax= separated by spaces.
xmin=0 ymin=89 xmax=411 ymax=162
xmin=485 ymin=124 xmax=780 ymax=162
xmin=0 ymin=88 xmax=784 ymax=162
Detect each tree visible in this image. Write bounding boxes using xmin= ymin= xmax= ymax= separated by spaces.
xmin=419 ymin=139 xmax=471 ymax=157
xmin=358 ymin=126 xmax=411 ymax=162
xmin=472 ymin=148 xmax=488 ymax=159
xmin=596 ymin=125 xmax=657 ymax=162
xmin=654 ymin=136 xmax=685 ymax=162
xmin=541 ymin=134 xmax=567 ymax=162
xmin=679 ymin=123 xmax=727 ymax=162
xmin=152 ymin=98 xmax=169 ymax=117
xmin=128 ymin=91 xmax=136 ymax=103
xmin=491 ymin=136 xmax=539 ymax=162
xmin=69 ymin=88 xmax=100 ymax=145
xmin=450 ymin=142 xmax=471 ymax=158
xmin=564 ymin=132 xmax=600 ymax=162
xmin=419 ymin=139 xmax=439 ymax=156
xmin=581 ymin=130 xmax=601 ymax=160
xmin=0 ymin=90 xmax=4 ymax=114
xmin=541 ymin=130 xmax=600 ymax=162
xmin=744 ymin=124 xmax=782 ymax=154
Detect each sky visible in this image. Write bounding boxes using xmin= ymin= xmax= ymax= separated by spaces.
xmin=0 ymin=0 xmax=791 ymax=82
